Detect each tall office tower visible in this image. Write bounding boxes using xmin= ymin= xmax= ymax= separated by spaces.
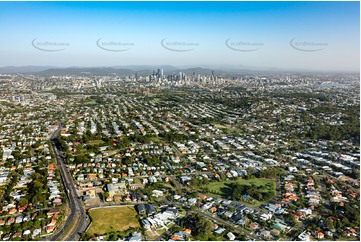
xmin=179 ymin=72 xmax=185 ymax=81
xmin=97 ymin=79 xmax=102 ymax=88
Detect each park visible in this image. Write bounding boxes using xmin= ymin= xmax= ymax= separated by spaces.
xmin=204 ymin=178 xmax=276 ymax=206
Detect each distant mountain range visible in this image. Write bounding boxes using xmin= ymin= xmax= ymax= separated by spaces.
xmin=0 ymin=66 xmax=57 ymax=73
xmin=0 ymin=66 xmax=231 ymax=76
xmin=0 ymin=65 xmax=356 ymax=75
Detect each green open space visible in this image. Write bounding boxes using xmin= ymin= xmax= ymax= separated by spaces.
xmin=147 ymin=136 xmax=165 ymax=143
xmin=204 ymin=178 xmax=276 ymax=206
xmin=86 ymin=100 xmax=97 ymax=105
xmin=87 ymin=206 xmax=140 ymax=236
xmin=214 ymin=123 xmax=229 ymax=129
xmin=206 ymin=178 xmax=274 ymax=192
xmin=87 ymin=140 xmax=105 ymax=146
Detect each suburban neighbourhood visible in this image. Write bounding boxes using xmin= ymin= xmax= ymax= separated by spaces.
xmin=0 ymin=69 xmax=359 ymax=241
xmin=0 ymin=0 xmax=359 ymax=240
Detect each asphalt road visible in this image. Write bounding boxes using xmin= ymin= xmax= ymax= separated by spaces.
xmin=49 ymin=128 xmax=88 ymax=241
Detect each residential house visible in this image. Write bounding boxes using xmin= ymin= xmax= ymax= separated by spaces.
xmin=298 ymin=231 xmax=310 ymax=241
xmin=136 ymin=204 xmax=146 ymax=214
xmin=145 ymin=204 xmax=156 ymax=216
xmin=226 ymin=232 xmax=236 ymax=241
xmin=315 ymin=231 xmax=324 ymax=239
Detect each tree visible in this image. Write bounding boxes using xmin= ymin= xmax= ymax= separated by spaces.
xmin=74 ymin=154 xmax=90 ymax=164
xmin=339 ymin=217 xmax=350 ymax=228
xmin=12 ymin=223 xmax=21 ymax=232
xmin=180 ymin=213 xmax=213 ymax=240
xmin=255 ymin=192 xmax=263 ymax=201
xmin=33 ymin=219 xmax=41 ymax=229
xmin=18 ymin=198 xmax=28 ymax=207
xmin=32 ymin=142 xmax=41 ymax=149
xmin=343 ymin=203 xmax=360 ymax=227
xmin=103 ymin=192 xmax=109 ymax=201
xmin=108 ymin=233 xmax=118 ymax=241
xmin=326 ymin=219 xmax=335 ymax=230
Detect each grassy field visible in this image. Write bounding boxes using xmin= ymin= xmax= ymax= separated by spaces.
xmin=214 ymin=123 xmax=229 ymax=129
xmin=214 ymin=123 xmax=232 ymax=133
xmin=147 ymin=136 xmax=166 ymax=143
xmin=205 ymin=178 xmax=276 ymax=206
xmin=238 ymin=178 xmax=275 ymax=188
xmin=86 ymin=100 xmax=97 ymax=105
xmin=206 ymin=178 xmax=274 ymax=192
xmin=87 ymin=206 xmax=140 ymax=236
xmin=88 ymin=140 xmax=105 ymax=146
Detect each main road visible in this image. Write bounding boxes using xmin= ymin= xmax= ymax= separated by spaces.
xmin=49 ymin=127 xmax=89 ymax=241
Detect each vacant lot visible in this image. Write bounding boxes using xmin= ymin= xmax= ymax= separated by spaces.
xmin=87 ymin=206 xmax=140 ymax=236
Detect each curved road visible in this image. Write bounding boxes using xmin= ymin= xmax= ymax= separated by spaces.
xmin=49 ymin=128 xmax=88 ymax=241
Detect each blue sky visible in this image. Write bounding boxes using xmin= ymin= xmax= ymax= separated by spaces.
xmin=0 ymin=1 xmax=359 ymax=72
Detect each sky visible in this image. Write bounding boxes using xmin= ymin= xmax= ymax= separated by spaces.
xmin=0 ymin=1 xmax=359 ymax=72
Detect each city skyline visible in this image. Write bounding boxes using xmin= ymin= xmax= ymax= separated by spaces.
xmin=0 ymin=1 xmax=359 ymax=72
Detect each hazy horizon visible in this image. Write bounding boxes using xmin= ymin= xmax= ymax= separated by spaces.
xmin=0 ymin=1 xmax=359 ymax=72
xmin=0 ymin=64 xmax=359 ymax=74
